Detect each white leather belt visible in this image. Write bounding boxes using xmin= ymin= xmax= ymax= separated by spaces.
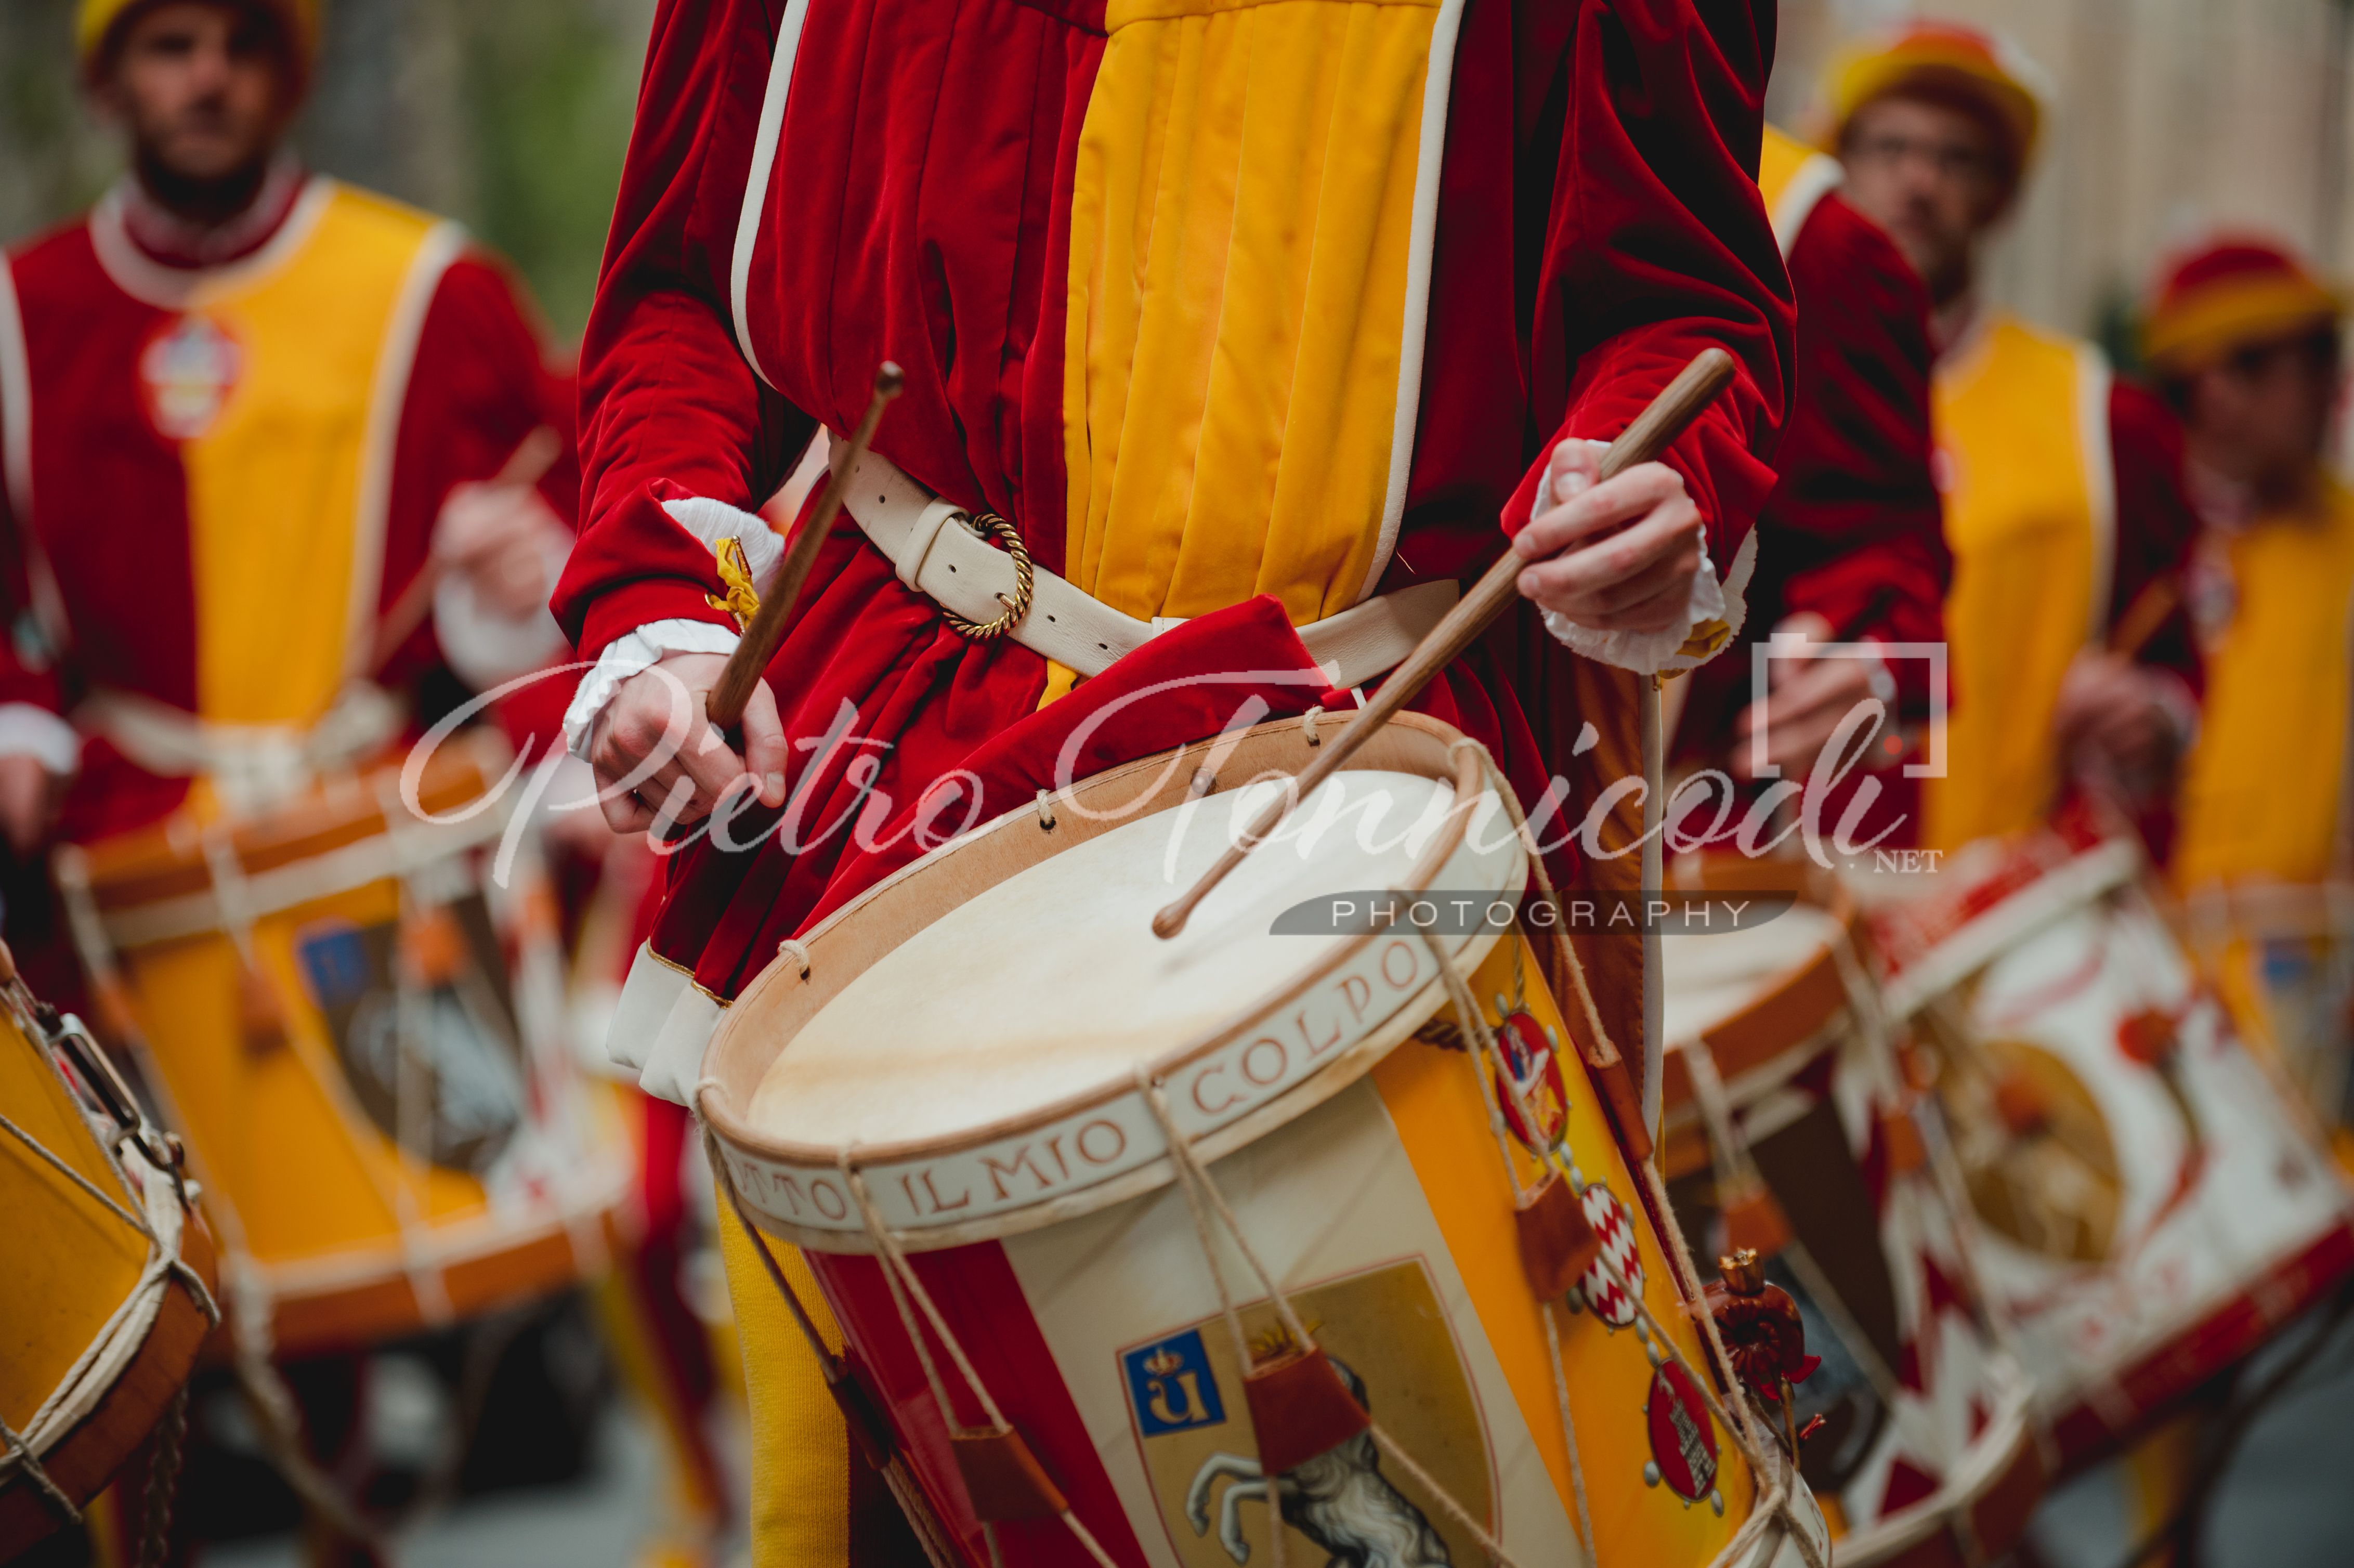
xmin=838 ymin=447 xmax=1456 ymax=689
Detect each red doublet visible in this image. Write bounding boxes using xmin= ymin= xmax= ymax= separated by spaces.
xmin=0 ymin=195 xmax=578 ymax=845
xmin=557 ymin=0 xmax=1796 ymax=1013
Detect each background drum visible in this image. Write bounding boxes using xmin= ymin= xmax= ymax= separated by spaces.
xmin=50 ymin=729 xmax=632 ymax=1357
xmin=1 ymin=947 xmax=217 ymax=1558
xmin=2184 ymin=882 xmax=2354 ymax=1169
xmin=1658 ymin=857 xmax=2044 ymax=1566
xmin=700 ymin=714 xmax=1827 ymax=1568
xmin=1864 ymin=810 xmax=2354 ymax=1466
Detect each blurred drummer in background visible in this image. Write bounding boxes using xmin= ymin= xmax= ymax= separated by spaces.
xmin=2151 ymin=238 xmax=2352 ymax=893
xmin=1828 ymin=22 xmax=2206 ymax=857
xmin=0 ymin=5 xmax=730 ymax=1565
xmin=1671 ymin=124 xmax=1950 ymax=843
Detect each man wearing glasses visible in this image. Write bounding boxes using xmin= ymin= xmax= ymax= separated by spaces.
xmin=1830 ymin=24 xmax=2203 ymax=856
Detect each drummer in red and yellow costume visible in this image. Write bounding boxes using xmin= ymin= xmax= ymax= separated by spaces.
xmin=1827 ymin=23 xmax=2204 ymax=856
xmin=1672 ymin=124 xmax=1950 ymax=837
xmin=2153 ymin=239 xmax=2354 ymax=893
xmin=0 ymin=5 xmax=727 ymax=1563
xmin=555 ymin=0 xmax=1793 ymax=1558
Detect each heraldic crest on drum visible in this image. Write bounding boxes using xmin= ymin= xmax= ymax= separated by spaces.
xmin=1118 ymin=1260 xmax=1492 ymax=1566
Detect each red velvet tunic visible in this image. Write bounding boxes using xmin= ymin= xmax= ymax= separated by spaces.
xmin=556 ymin=0 xmax=1797 ymax=1016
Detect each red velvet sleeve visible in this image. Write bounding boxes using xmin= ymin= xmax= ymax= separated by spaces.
xmin=376 ymin=253 xmax=581 ymax=688
xmin=551 ymin=0 xmax=816 ymax=662
xmin=1760 ymin=192 xmax=1948 ymax=698
xmin=2108 ymin=380 xmax=2203 ymax=697
xmin=1502 ymin=0 xmax=1793 ymax=571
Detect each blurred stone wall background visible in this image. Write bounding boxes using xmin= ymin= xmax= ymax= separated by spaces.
xmin=1773 ymin=0 xmax=2354 ymax=365
xmin=9 ymin=0 xmax=2354 ymax=358
xmin=0 ymin=0 xmax=658 ymax=341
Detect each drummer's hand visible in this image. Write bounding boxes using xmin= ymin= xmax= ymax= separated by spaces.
xmin=589 ymin=653 xmax=788 ymax=833
xmin=1513 ymin=439 xmax=1705 ymax=633
xmin=2055 ymin=649 xmax=2184 ymax=788
xmin=0 ymin=755 xmax=59 ymax=858
xmin=435 ymin=479 xmax=566 ymax=621
xmin=1730 ymin=615 xmax=1887 ymax=780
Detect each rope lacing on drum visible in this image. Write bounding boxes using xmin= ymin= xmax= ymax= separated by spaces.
xmin=1434 ymin=740 xmax=1828 ymax=1568
xmin=1135 ymin=1074 xmax=1523 ymax=1568
xmin=834 ymin=1152 xmax=1122 ymax=1568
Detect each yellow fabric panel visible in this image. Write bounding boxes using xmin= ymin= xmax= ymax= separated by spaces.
xmin=1924 ymin=316 xmax=2103 ymax=850
xmin=1757 ymin=124 xmax=1815 ymax=212
xmin=0 ymin=1016 xmax=150 ymax=1432
xmin=2174 ymin=479 xmax=2354 ymax=888
xmin=180 ymin=186 xmax=436 ymax=726
xmin=1064 ymin=0 xmax=1443 ymax=625
xmin=717 ymin=1203 xmax=852 ymax=1568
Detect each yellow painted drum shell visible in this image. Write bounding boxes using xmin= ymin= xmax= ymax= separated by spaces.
xmin=0 ymin=992 xmax=216 ymax=1557
xmin=62 ymin=734 xmax=632 ymax=1353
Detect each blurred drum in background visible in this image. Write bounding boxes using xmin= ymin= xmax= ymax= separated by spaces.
xmin=1 ymin=948 xmax=217 ymax=1557
xmin=2183 ymin=883 xmax=2354 ymax=1168
xmin=1863 ymin=809 xmax=2354 ymax=1467
xmin=50 ymin=729 xmax=632 ymax=1357
xmin=700 ymin=715 xmax=1829 ymax=1568
xmin=1659 ymin=856 xmax=2044 ymax=1566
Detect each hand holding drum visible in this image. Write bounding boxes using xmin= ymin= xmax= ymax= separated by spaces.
xmin=1153 ymin=347 xmax=1738 ymax=939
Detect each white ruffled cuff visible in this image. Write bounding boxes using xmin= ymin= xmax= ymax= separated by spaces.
xmin=1542 ymin=524 xmax=1756 ymax=675
xmin=0 ymin=703 xmax=80 ymax=774
xmin=562 ymin=618 xmax=741 ymax=760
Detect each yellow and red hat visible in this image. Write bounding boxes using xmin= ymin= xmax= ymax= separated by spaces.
xmin=77 ymin=0 xmax=320 ymax=81
xmin=2143 ymin=236 xmax=2344 ymax=374
xmin=1819 ymin=21 xmax=2049 ymax=182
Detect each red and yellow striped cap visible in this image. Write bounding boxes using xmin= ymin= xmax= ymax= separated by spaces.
xmin=2143 ymin=237 xmax=2343 ymax=374
xmin=77 ymin=0 xmax=320 ymax=80
xmin=1818 ymin=21 xmax=2049 ymax=181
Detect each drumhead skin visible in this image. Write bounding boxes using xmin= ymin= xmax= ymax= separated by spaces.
xmin=1868 ymin=815 xmax=2354 ymax=1469
xmin=708 ymin=716 xmax=1831 ymax=1568
xmin=1657 ymin=859 xmax=2043 ymax=1565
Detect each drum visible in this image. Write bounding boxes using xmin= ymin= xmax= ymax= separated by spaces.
xmin=700 ymin=714 xmax=1829 ymax=1568
xmin=2182 ymin=882 xmax=2354 ymax=1166
xmin=51 ymin=730 xmax=633 ymax=1355
xmin=1864 ymin=812 xmax=2354 ymax=1467
xmin=1657 ymin=858 xmax=2043 ymax=1566
xmin=2 ymin=953 xmax=217 ymax=1556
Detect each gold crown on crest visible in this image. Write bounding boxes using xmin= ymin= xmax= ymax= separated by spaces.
xmin=1143 ymin=1345 xmax=1185 ymax=1378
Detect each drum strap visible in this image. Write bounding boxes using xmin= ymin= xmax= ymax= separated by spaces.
xmin=834 ymin=444 xmax=1459 ymax=689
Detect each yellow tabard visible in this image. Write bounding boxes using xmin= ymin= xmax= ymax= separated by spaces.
xmin=1757 ymin=125 xmax=1843 ymax=260
xmin=167 ymin=183 xmax=455 ymax=727
xmin=1061 ymin=0 xmax=1458 ymax=628
xmin=1923 ymin=314 xmax=2113 ymax=851
xmin=2173 ymin=478 xmax=2354 ymax=888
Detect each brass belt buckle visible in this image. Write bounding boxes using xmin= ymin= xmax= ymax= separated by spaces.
xmin=940 ymin=512 xmax=1035 ymax=640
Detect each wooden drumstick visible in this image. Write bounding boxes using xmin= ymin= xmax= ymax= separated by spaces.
xmin=1153 ymin=347 xmax=1737 ymax=940
xmin=706 ymin=362 xmax=905 ymax=729
xmin=2108 ymin=572 xmax=2180 ymax=661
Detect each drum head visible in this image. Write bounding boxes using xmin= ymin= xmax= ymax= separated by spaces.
xmin=749 ymin=768 xmax=1464 ymax=1148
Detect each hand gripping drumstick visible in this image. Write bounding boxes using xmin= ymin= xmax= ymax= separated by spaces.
xmin=1153 ymin=347 xmax=1738 ymax=940
xmin=706 ymin=362 xmax=906 ymax=729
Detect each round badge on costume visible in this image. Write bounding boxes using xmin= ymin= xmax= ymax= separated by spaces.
xmin=139 ymin=312 xmax=242 ymax=439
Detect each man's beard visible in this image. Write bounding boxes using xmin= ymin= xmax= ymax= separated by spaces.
xmin=134 ymin=136 xmax=273 ymax=229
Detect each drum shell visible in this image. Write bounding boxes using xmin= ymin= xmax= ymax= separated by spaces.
xmin=704 ymin=716 xmax=1826 ymax=1568
xmin=58 ymin=737 xmax=632 ymax=1353
xmin=1659 ymin=857 xmax=2042 ymax=1566
xmin=1 ymin=997 xmax=217 ymax=1556
xmin=2183 ymin=882 xmax=2354 ymax=1166
xmin=1869 ymin=824 xmax=2354 ymax=1469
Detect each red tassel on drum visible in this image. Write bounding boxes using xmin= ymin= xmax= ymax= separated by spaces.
xmin=1243 ymin=1344 xmax=1371 ymax=1475
xmin=950 ymin=1425 xmax=1068 ymax=1521
xmin=1514 ymin=1172 xmax=1602 ymax=1300
xmin=1720 ymin=1180 xmax=1793 ymax=1259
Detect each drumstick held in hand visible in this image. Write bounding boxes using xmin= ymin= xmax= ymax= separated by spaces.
xmin=706 ymin=362 xmax=905 ymax=729
xmin=368 ymin=424 xmax=565 ymax=676
xmin=1153 ymin=347 xmax=1737 ymax=940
